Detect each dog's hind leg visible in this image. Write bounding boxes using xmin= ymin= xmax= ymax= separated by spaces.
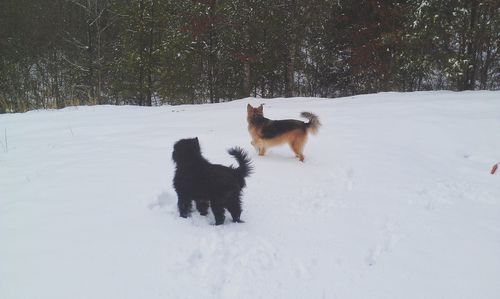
xmin=289 ymin=135 xmax=306 ymax=162
xmin=211 ymin=202 xmax=226 ymax=225
xmin=226 ymin=195 xmax=243 ymax=223
xmin=195 ymin=200 xmax=209 ymax=216
xmin=289 ymin=142 xmax=304 ymax=161
xmin=178 ymin=196 xmax=192 ymax=218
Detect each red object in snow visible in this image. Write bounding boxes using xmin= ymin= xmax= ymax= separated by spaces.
xmin=491 ymin=163 xmax=498 ymax=175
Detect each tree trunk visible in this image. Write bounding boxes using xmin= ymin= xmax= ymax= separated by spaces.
xmin=145 ymin=0 xmax=155 ymax=106
xmin=285 ymin=43 xmax=295 ymax=97
xmin=242 ymin=62 xmax=251 ymax=98
xmin=284 ymin=0 xmax=297 ymax=98
xmin=138 ymin=0 xmax=146 ymax=106
xmin=95 ymin=0 xmax=103 ymax=105
xmin=208 ymin=1 xmax=218 ymax=103
xmin=87 ymin=4 xmax=94 ymax=104
xmin=54 ymin=52 xmax=64 ymax=109
xmin=464 ymin=0 xmax=478 ymax=90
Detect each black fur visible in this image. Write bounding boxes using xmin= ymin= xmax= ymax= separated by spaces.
xmin=261 ymin=119 xmax=306 ymax=139
xmin=172 ymin=138 xmax=252 ymax=225
xmin=249 ymin=111 xmax=320 ymax=139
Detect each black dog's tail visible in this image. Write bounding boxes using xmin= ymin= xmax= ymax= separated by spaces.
xmin=301 ymin=112 xmax=321 ymax=135
xmin=228 ymin=147 xmax=253 ymax=187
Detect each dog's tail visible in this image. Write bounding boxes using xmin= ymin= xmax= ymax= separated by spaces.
xmin=301 ymin=112 xmax=321 ymax=135
xmin=228 ymin=147 xmax=253 ymax=187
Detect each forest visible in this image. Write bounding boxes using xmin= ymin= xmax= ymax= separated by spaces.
xmin=0 ymin=0 xmax=498 ymax=113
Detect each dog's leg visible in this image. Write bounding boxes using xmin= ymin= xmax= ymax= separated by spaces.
xmin=251 ymin=140 xmax=261 ymax=155
xmin=226 ymin=199 xmax=244 ymax=223
xmin=195 ymin=200 xmax=209 ymax=216
xmin=211 ymin=203 xmax=226 ymax=225
xmin=289 ymin=138 xmax=305 ymax=162
xmin=178 ymin=196 xmax=192 ymax=218
xmin=252 ymin=139 xmax=266 ymax=156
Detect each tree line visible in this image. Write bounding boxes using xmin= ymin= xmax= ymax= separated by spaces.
xmin=0 ymin=0 xmax=499 ymax=113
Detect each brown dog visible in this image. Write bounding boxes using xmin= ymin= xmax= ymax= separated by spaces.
xmin=247 ymin=104 xmax=320 ymax=162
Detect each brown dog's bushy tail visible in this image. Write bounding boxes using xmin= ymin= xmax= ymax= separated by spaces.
xmin=301 ymin=112 xmax=321 ymax=135
xmin=228 ymin=147 xmax=253 ymax=187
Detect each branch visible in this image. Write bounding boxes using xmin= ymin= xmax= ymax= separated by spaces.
xmin=62 ymin=31 xmax=87 ymax=50
xmin=65 ymin=0 xmax=89 ymax=12
xmin=89 ymin=7 xmax=107 ymax=26
xmin=61 ymin=55 xmax=89 ymax=72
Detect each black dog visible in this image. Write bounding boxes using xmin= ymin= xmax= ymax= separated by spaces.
xmin=172 ymin=138 xmax=252 ymax=225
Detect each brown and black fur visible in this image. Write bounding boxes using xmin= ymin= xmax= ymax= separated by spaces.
xmin=172 ymin=138 xmax=252 ymax=225
xmin=247 ymin=104 xmax=321 ymax=162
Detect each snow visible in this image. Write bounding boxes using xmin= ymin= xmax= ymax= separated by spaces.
xmin=1 ymin=91 xmax=500 ymax=299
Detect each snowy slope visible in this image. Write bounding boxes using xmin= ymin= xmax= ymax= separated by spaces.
xmin=1 ymin=91 xmax=500 ymax=299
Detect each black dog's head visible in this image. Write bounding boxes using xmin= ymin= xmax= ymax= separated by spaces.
xmin=172 ymin=137 xmax=202 ymax=164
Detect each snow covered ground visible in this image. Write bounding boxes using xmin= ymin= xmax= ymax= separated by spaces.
xmin=1 ymin=91 xmax=500 ymax=299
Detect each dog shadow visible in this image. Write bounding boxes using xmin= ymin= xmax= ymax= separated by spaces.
xmin=150 ymin=191 xmax=216 ymax=226
xmin=252 ymin=150 xmax=302 ymax=163
xmin=149 ymin=191 xmax=176 ymax=212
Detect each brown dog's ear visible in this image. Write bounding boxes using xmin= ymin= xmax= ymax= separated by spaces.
xmin=247 ymin=104 xmax=253 ymax=114
xmin=256 ymin=104 xmax=264 ymax=114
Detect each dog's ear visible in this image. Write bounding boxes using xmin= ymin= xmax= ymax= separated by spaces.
xmin=194 ymin=137 xmax=201 ymax=151
xmin=247 ymin=104 xmax=253 ymax=114
xmin=256 ymin=104 xmax=263 ymax=115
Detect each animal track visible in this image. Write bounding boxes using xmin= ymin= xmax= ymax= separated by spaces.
xmin=365 ymin=219 xmax=400 ymax=267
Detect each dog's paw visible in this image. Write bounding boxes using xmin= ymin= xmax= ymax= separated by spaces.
xmin=232 ymin=219 xmax=245 ymax=223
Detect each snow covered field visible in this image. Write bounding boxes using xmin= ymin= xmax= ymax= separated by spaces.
xmin=1 ymin=91 xmax=500 ymax=299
